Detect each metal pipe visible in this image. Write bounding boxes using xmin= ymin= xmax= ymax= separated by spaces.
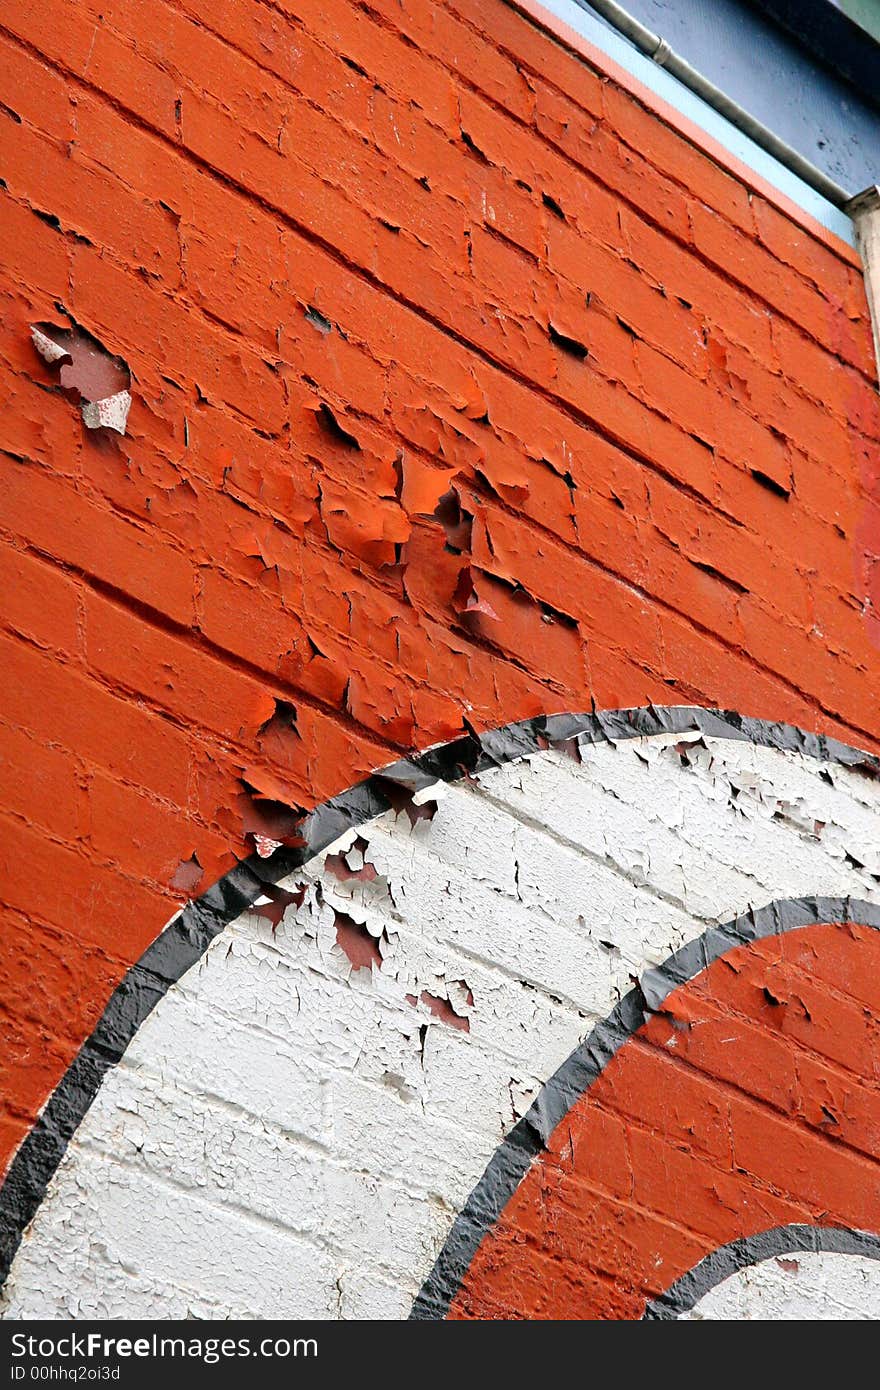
xmin=848 ymin=185 xmax=880 ymax=372
xmin=574 ymin=0 xmax=854 ymax=209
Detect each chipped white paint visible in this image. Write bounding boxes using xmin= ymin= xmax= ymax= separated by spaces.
xmin=3 ymin=730 xmax=880 ymax=1320
xmin=30 ymin=326 xmax=69 ymax=365
xmin=80 ymin=389 xmax=131 ymax=435
xmin=29 ymin=322 xmax=132 ymax=433
xmin=680 ymin=1250 xmax=880 ymax=1320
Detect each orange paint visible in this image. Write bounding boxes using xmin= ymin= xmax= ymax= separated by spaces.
xmin=0 ymin=0 xmax=877 ymax=1236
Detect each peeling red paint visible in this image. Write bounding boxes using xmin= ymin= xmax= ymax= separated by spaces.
xmin=334 ymin=911 xmax=383 ymax=973
xmin=407 ymin=987 xmax=472 ymax=1032
xmin=371 ymin=775 xmax=440 ymax=827
xmin=30 ymin=319 xmax=131 ymax=433
xmin=238 ymin=781 xmax=306 ymax=851
xmin=452 ymin=565 xmax=499 ymax=622
xmin=325 ymin=835 xmax=379 ymax=884
xmin=1 ymin=0 xmax=878 ymax=1251
xmin=169 ymin=853 xmax=203 ymax=894
xmin=420 ymin=991 xmax=471 ymax=1032
xmin=251 ymin=882 xmax=308 ymax=929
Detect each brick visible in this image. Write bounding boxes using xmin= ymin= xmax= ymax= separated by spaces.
xmin=197 ymin=564 xmax=305 ymax=674
xmin=795 ymin=1051 xmax=880 ymax=1162
xmin=453 ymin=1228 xmax=643 ymax=1319
xmin=3 ymin=0 xmax=880 ymax=1327
xmin=0 ymin=457 xmax=195 ymax=626
xmin=0 ymin=909 xmax=124 ymax=1044
xmin=752 ymin=195 xmax=854 ymax=303
xmin=640 ymin=992 xmax=800 ymax=1114
xmin=510 ymin=1172 xmax=709 ymax=1296
xmin=1 ymin=632 xmax=193 ymax=806
xmin=689 ymin=199 xmax=873 ymax=377
xmin=603 ymin=83 xmax=754 ymax=234
xmin=0 ymin=191 xmax=70 ymax=297
xmin=1 ymin=119 xmax=179 ymax=281
xmin=69 ymin=242 xmax=288 ymax=433
xmin=2 ymin=0 xmax=102 ymax=76
xmin=601 ymin=1037 xmax=731 ymax=1162
xmin=0 ymin=721 xmax=85 ymax=842
xmin=0 ymin=543 xmax=81 ymax=654
xmin=372 ymin=0 xmax=536 ymax=124
xmin=621 ymin=205 xmax=776 ymax=361
xmin=83 ymin=588 xmax=271 ymax=743
xmin=0 ymin=34 xmax=73 ymax=140
xmin=782 ymin=923 xmax=880 ymax=1015
xmin=628 ymin=1121 xmax=808 ymax=1240
xmin=0 ymin=810 xmax=171 ymax=956
xmin=87 ymin=767 xmax=230 ymax=886
xmin=476 ymin=0 xmax=605 ymax=119
xmin=0 ymin=1007 xmax=80 ymax=1131
xmin=731 ymin=1094 xmax=880 ymax=1230
xmin=281 ymin=0 xmax=459 ymax=133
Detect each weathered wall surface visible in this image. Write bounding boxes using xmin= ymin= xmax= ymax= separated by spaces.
xmin=1 ymin=0 xmax=879 ymax=1319
xmin=5 ymin=730 xmax=880 ymax=1319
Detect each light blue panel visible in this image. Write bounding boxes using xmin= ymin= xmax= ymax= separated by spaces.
xmin=598 ymin=0 xmax=878 ymax=192
xmin=533 ymin=0 xmax=858 ymax=246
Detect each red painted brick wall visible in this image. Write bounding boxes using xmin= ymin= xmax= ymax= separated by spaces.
xmin=1 ymin=0 xmax=879 ymax=1305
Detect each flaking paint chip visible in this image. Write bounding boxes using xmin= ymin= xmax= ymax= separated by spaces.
xmin=170 ymin=853 xmax=204 ymax=894
xmin=30 ymin=320 xmax=132 ymax=435
xmin=30 ymin=326 xmax=70 ymax=365
xmin=81 ymin=392 xmax=131 ymax=434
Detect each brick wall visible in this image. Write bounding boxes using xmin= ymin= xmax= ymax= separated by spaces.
xmin=4 ymin=730 xmax=880 ymax=1318
xmin=1 ymin=0 xmax=879 ymax=1319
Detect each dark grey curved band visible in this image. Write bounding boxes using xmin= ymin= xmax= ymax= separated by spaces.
xmin=0 ymin=704 xmax=877 ymax=1295
xmin=409 ymin=893 xmax=880 ymax=1318
xmin=643 ymin=1224 xmax=880 ymax=1318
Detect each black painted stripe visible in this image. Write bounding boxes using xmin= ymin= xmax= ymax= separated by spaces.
xmin=0 ymin=704 xmax=877 ymax=1295
xmin=644 ymin=1224 xmax=880 ymax=1319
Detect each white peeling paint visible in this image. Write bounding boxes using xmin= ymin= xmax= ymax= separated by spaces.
xmin=680 ymin=1250 xmax=880 ymax=1320
xmin=30 ymin=326 xmax=70 ymax=365
xmin=3 ymin=730 xmax=880 ymax=1319
xmin=80 ymin=389 xmax=131 ymax=435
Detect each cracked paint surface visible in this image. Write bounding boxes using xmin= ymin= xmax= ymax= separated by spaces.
xmin=1 ymin=0 xmax=880 ymax=1319
xmin=4 ymin=729 xmax=880 ymax=1319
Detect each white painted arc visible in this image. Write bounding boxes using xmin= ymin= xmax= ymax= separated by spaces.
xmin=680 ymin=1251 xmax=880 ymax=1319
xmin=3 ymin=730 xmax=880 ymax=1319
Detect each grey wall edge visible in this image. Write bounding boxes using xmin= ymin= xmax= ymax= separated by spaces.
xmin=0 ymin=704 xmax=877 ymax=1296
